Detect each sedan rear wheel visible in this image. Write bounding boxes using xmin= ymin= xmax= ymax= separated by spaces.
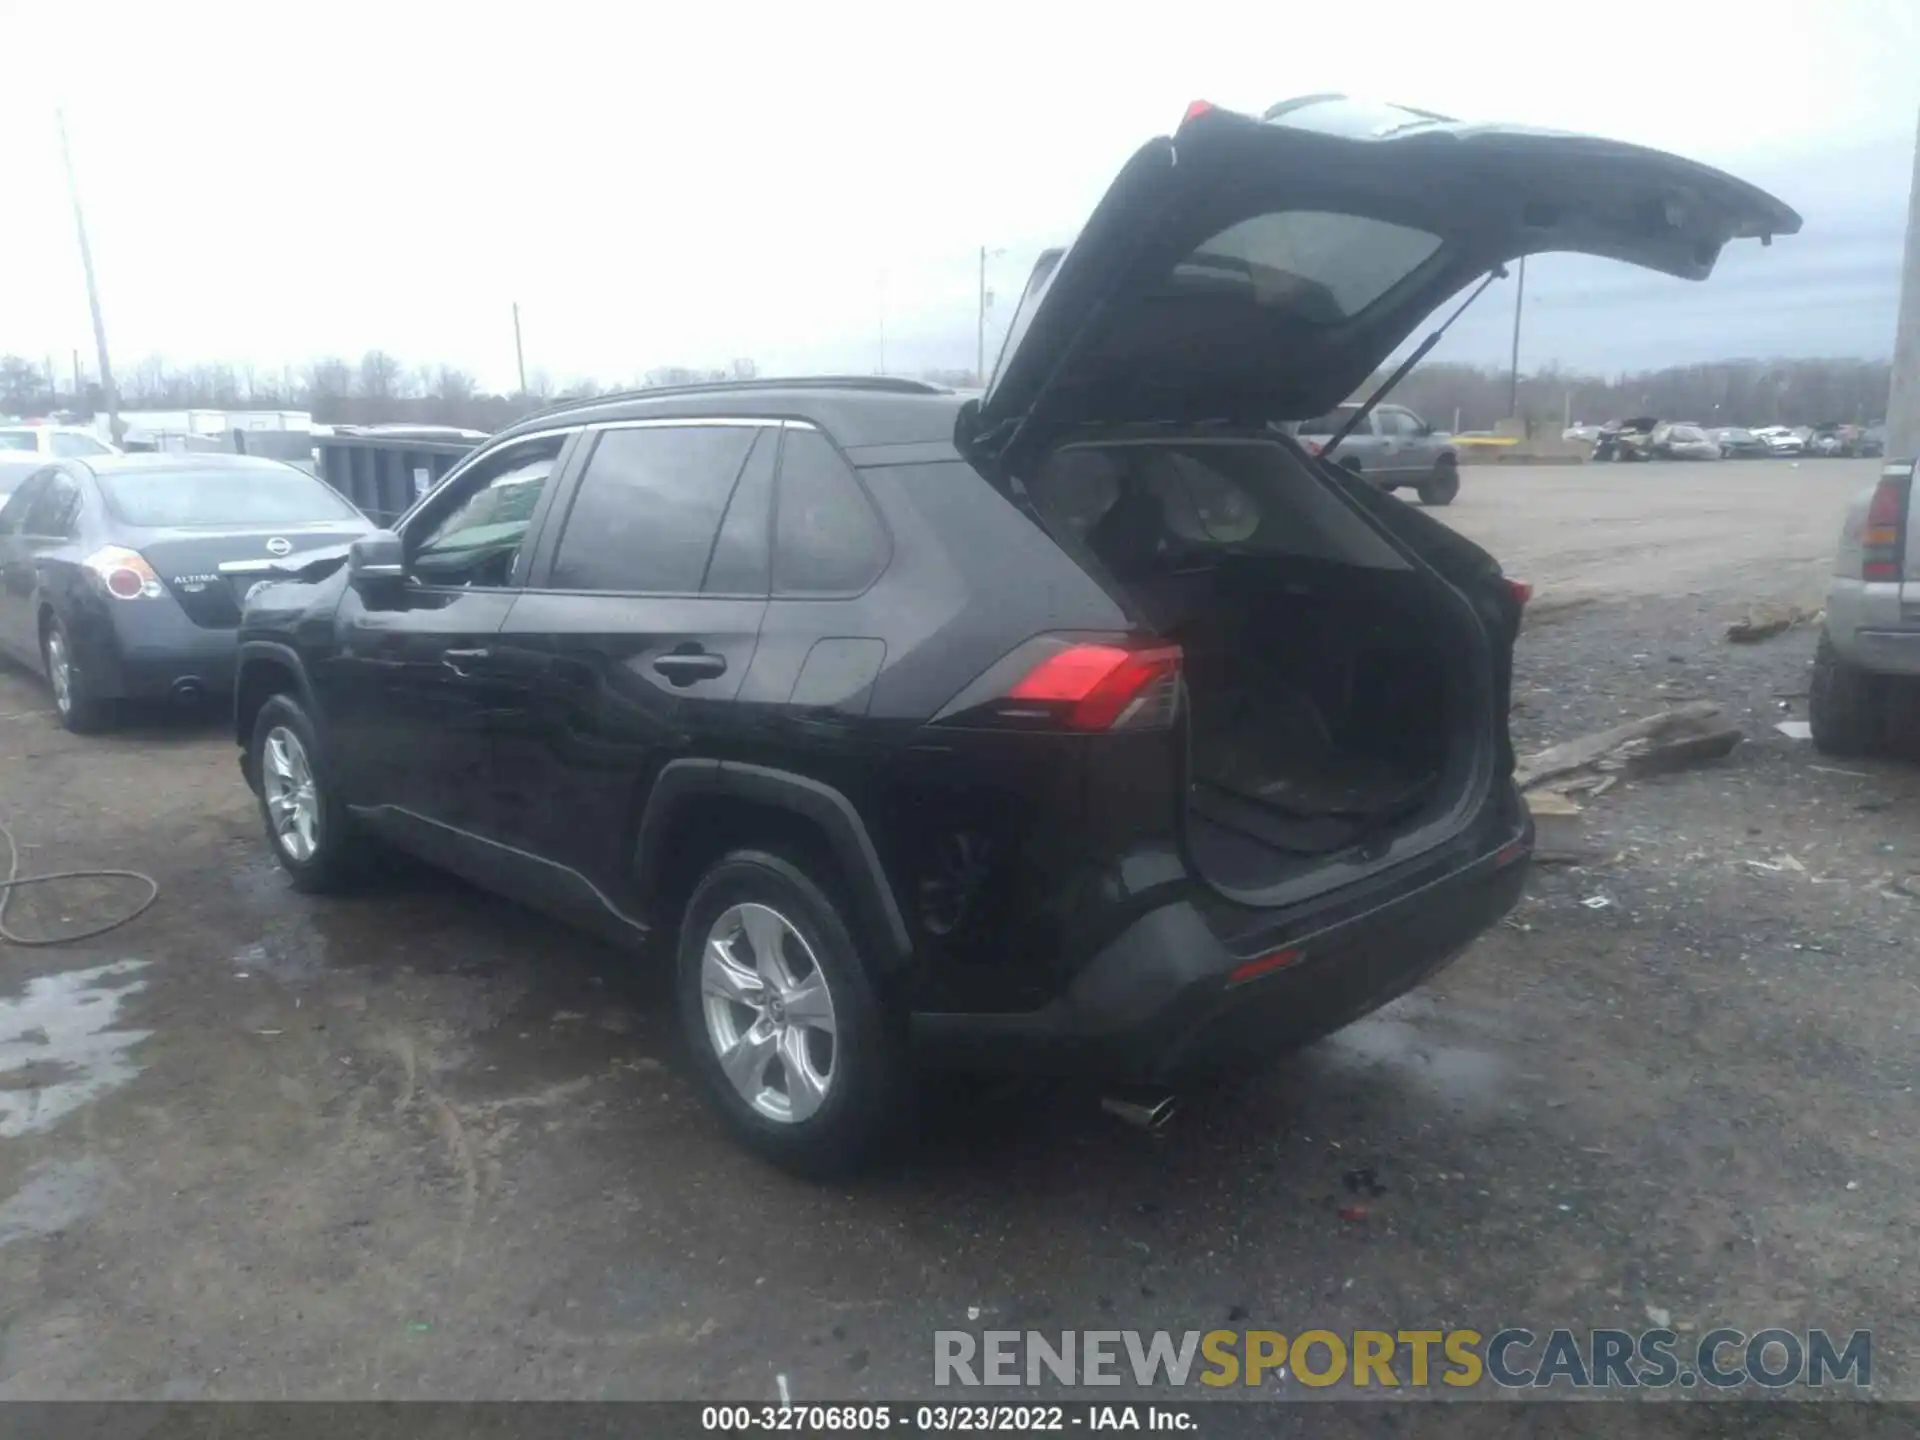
xmin=43 ymin=618 xmax=113 ymax=734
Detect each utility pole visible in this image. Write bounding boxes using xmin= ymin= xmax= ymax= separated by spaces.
xmin=977 ymin=246 xmax=988 ymax=386
xmin=72 ymin=349 xmax=82 ymax=403
xmin=56 ymin=108 xmax=119 ymax=442
xmin=1887 ymin=106 xmax=1920 ymax=461
xmin=512 ymin=302 xmax=527 ymax=395
xmin=878 ymin=268 xmax=888 ymax=375
xmin=1506 ymin=255 xmax=1526 ymax=421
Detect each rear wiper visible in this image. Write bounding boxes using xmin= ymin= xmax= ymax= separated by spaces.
xmin=1321 ymin=265 xmax=1509 ymax=460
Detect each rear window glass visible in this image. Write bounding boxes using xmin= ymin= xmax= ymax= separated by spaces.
xmin=1173 ymin=211 xmax=1442 ymax=321
xmin=97 ymin=467 xmax=363 ymax=527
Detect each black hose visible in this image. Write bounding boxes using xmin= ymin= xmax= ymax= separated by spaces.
xmin=0 ymin=814 xmax=159 ymax=947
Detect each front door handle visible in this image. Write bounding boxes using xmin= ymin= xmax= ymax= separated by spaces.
xmin=651 ymin=650 xmax=728 ymax=685
xmin=442 ymin=647 xmax=493 ymax=677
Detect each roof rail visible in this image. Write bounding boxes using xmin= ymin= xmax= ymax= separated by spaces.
xmin=519 ymin=375 xmax=955 ymax=423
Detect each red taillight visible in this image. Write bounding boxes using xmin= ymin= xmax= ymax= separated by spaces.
xmin=1862 ymin=466 xmax=1912 ymax=583
xmin=1009 ymin=643 xmax=1183 ymax=731
xmin=81 ymin=545 xmax=164 ymax=600
xmin=1507 ymin=578 xmax=1533 ymax=607
xmin=1182 ymin=99 xmax=1216 ymax=125
xmin=1228 ymin=947 xmax=1302 ymax=986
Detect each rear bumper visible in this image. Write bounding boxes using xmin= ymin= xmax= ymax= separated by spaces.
xmin=1826 ymin=581 xmax=1920 ymax=678
xmin=912 ymin=817 xmax=1532 ymax=1082
xmin=68 ymin=602 xmax=238 ymax=700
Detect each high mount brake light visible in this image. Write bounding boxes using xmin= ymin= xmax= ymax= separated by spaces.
xmin=1862 ymin=466 xmax=1912 ymax=583
xmin=82 ymin=545 xmax=165 ymax=600
xmin=1182 ymin=100 xmax=1217 ymax=125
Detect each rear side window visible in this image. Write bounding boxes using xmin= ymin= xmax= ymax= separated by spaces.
xmin=0 ymin=473 xmax=49 ymax=534
xmin=23 ymin=473 xmax=82 ymax=536
xmin=772 ymin=430 xmax=887 ymax=595
xmin=549 ymin=425 xmax=757 ymax=593
xmin=0 ymin=431 xmax=37 ymax=453
xmin=51 ymin=431 xmax=110 ymax=457
xmin=1176 ymin=211 xmax=1442 ymax=321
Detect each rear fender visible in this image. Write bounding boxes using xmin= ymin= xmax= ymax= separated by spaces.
xmin=635 ymin=759 xmax=914 ymax=968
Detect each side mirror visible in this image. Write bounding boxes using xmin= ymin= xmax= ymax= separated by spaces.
xmin=348 ymin=530 xmax=406 ymax=599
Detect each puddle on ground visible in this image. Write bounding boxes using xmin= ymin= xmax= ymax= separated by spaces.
xmin=0 ymin=1156 xmax=114 ymax=1249
xmin=1320 ymin=1009 xmax=1509 ymax=1115
xmin=0 ymin=961 xmax=152 ymax=1139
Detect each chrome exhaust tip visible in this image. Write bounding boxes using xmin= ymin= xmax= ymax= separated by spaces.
xmin=1100 ymin=1090 xmax=1180 ymax=1132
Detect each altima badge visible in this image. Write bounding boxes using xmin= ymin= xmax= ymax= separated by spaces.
xmin=265 ymin=537 xmax=293 ymax=556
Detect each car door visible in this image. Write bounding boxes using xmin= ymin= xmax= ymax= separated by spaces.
xmin=487 ymin=418 xmax=775 ymax=912
xmin=0 ymin=471 xmax=52 ymax=663
xmin=321 ymin=429 xmax=579 ymax=846
xmin=1378 ymin=407 xmax=1436 ymax=480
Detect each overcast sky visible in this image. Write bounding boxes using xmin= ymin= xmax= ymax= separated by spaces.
xmin=2 ymin=0 xmax=1914 ymax=394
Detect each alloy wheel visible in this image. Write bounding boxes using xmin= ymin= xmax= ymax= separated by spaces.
xmin=46 ymin=630 xmax=72 ymax=717
xmin=262 ymin=725 xmax=321 ymax=862
xmin=700 ymin=902 xmax=839 ymax=1123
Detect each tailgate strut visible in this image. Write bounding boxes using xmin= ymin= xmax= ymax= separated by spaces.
xmin=1322 ymin=266 xmax=1508 ymax=461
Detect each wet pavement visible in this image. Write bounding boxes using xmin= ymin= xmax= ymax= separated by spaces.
xmin=1 ymin=465 xmax=1916 ymax=1401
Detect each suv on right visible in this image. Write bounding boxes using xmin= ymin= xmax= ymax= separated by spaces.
xmin=232 ymin=95 xmax=1796 ymax=1174
xmin=1811 ymin=458 xmax=1920 ymax=754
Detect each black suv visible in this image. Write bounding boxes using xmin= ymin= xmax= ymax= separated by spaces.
xmin=233 ymin=96 xmax=1795 ymax=1173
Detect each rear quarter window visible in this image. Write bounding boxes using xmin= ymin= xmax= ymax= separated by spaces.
xmin=772 ymin=430 xmax=888 ymax=595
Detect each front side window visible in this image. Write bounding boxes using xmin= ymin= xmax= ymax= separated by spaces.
xmin=1379 ymin=409 xmax=1423 ymax=437
xmin=97 ymin=466 xmax=361 ymax=528
xmin=410 ymin=435 xmax=567 ymax=588
xmin=548 ymin=425 xmax=759 ymax=593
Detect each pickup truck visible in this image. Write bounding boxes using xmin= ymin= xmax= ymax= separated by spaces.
xmin=1288 ymin=403 xmax=1461 ymax=506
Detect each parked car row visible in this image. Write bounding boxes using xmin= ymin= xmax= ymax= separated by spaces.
xmin=1 ymin=93 xmax=1799 ymax=1174
xmin=1586 ymin=419 xmax=1888 ymax=462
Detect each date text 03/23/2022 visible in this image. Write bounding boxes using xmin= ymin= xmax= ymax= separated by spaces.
xmin=701 ymin=1404 xmax=1191 ymax=1432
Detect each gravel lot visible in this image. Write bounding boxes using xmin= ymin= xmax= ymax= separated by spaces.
xmin=2 ymin=457 xmax=1914 ymax=1404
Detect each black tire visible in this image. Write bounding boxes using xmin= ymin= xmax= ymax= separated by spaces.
xmin=677 ymin=848 xmax=909 ymax=1177
xmin=1808 ymin=632 xmax=1886 ymax=757
xmin=1417 ymin=459 xmax=1460 ymax=506
xmin=42 ymin=615 xmax=114 ymax=734
xmin=248 ymin=692 xmax=371 ymax=892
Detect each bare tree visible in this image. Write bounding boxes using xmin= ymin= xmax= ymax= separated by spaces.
xmin=355 ymin=350 xmax=407 ymax=402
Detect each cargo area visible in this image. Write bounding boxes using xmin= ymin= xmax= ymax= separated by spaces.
xmin=1025 ymin=435 xmax=1487 ymax=897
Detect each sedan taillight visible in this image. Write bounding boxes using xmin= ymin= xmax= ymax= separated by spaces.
xmin=82 ymin=545 xmax=165 ymax=600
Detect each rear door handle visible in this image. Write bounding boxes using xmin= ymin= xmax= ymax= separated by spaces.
xmin=651 ymin=651 xmax=728 ymax=684
xmin=442 ymin=647 xmax=493 ymax=676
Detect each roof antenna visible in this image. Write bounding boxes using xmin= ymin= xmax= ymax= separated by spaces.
xmin=1321 ymin=264 xmax=1509 ymax=460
